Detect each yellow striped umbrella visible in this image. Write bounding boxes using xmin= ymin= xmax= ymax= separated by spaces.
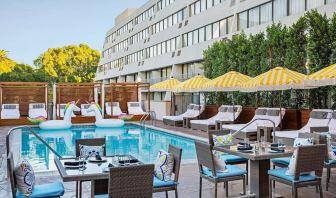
xmin=150 ymin=78 xmax=180 ymax=92
xmin=173 ymin=75 xmax=210 ymax=92
xmin=203 ymin=71 xmax=252 ymax=91
xmin=241 ymin=67 xmax=307 ymax=92
xmin=305 ymin=64 xmax=336 ymax=87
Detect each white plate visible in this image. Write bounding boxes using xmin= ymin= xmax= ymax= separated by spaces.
xmin=88 ymin=157 xmax=107 ymax=163
xmin=268 ymin=150 xmax=284 ymax=153
xmin=64 ymin=165 xmax=85 ymax=169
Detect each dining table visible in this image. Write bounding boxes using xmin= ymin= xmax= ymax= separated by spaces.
xmin=54 ymin=155 xmax=143 ymax=198
xmin=214 ymin=143 xmax=294 ymax=198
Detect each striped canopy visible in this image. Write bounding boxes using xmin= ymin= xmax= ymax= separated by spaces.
xmin=173 ymin=75 xmax=210 ymax=92
xmin=203 ymin=71 xmax=252 ymax=92
xmin=305 ymin=64 xmax=336 ymax=87
xmin=150 ymin=78 xmax=180 ymax=92
xmin=240 ymin=67 xmax=307 ymax=92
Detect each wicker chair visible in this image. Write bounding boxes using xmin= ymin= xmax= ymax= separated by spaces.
xmin=153 ymin=145 xmax=182 ymax=198
xmin=95 ymin=164 xmax=155 ymax=198
xmin=268 ymin=144 xmax=327 ymax=198
xmin=75 ymin=138 xmax=106 ymax=198
xmin=194 ymin=141 xmax=246 ymax=198
xmin=7 ymin=152 xmax=64 ymax=198
xmin=208 ymin=131 xmax=249 ymax=185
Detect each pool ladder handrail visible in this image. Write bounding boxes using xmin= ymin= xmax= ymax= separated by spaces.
xmin=7 ymin=125 xmax=63 ymax=159
xmin=140 ymin=111 xmax=156 ymax=127
xmin=230 ymin=118 xmax=276 ymax=143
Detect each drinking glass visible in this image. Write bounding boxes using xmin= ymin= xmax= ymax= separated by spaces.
xmin=244 ymin=138 xmax=249 ymax=148
xmin=78 ymin=156 xmax=86 ymax=171
xmin=278 ymin=139 xmax=285 ymax=150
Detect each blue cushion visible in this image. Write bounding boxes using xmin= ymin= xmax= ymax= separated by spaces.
xmin=202 ymin=165 xmax=247 ymax=178
xmin=94 ymin=195 xmax=108 ymax=198
xmin=271 ymin=157 xmax=291 ymax=167
xmin=16 ymin=182 xmax=64 ymax=198
xmin=153 ymin=176 xmax=176 ymax=188
xmin=326 ymin=160 xmax=336 ymax=165
xmin=268 ymin=168 xmax=318 ymax=182
xmin=220 ymin=154 xmax=248 ymax=163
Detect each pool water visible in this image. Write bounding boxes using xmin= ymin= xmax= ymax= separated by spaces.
xmin=21 ymin=124 xmax=196 ymax=171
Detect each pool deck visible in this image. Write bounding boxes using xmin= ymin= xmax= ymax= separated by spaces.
xmin=1 ymin=122 xmax=336 ymax=197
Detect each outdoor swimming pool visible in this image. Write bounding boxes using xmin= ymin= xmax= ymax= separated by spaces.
xmin=19 ymin=124 xmax=197 ymax=171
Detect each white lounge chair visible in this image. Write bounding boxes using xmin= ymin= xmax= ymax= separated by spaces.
xmin=81 ymin=104 xmax=96 ymax=116
xmin=162 ymin=104 xmax=204 ymax=127
xmin=328 ymin=112 xmax=336 ymax=135
xmin=57 ymin=104 xmax=76 ymax=118
xmin=28 ymin=103 xmax=47 ymax=118
xmin=275 ymin=109 xmax=333 ymax=140
xmin=222 ymin=107 xmax=286 ymax=140
xmin=190 ymin=105 xmax=242 ymax=132
xmin=105 ymin=102 xmax=124 ymax=116
xmin=127 ymin=102 xmax=145 ymax=115
xmin=1 ymin=104 xmax=20 ymax=119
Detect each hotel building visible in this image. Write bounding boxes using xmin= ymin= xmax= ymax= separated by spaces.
xmin=96 ymin=0 xmax=336 ymax=119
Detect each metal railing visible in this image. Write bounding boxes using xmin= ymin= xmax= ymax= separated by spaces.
xmin=140 ymin=111 xmax=156 ymax=127
xmin=7 ymin=126 xmax=62 ymax=159
xmin=231 ymin=118 xmax=276 ymax=143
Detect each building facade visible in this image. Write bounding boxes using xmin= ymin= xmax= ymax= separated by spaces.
xmin=96 ymin=0 xmax=336 ymax=118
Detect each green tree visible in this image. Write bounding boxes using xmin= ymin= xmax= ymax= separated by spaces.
xmin=0 ymin=50 xmax=16 ymax=74
xmin=265 ymin=24 xmax=288 ymax=68
xmin=34 ymin=44 xmax=100 ymax=83
xmin=329 ymin=13 xmax=336 ymax=64
xmin=0 ymin=64 xmax=52 ymax=82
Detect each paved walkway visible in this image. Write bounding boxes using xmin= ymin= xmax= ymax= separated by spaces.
xmin=1 ymin=124 xmax=336 ymax=197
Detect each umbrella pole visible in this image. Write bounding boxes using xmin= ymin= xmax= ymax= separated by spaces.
xmin=279 ymin=90 xmax=283 ymax=129
xmin=232 ymin=91 xmax=235 ymax=121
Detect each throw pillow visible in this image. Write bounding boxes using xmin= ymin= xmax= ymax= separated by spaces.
xmin=213 ymin=134 xmax=233 ymax=146
xmin=79 ymin=144 xmax=105 ymax=159
xmin=328 ymin=138 xmax=336 ymax=160
xmin=213 ymin=153 xmax=228 ymax=173
xmin=14 ymin=159 xmax=35 ymax=196
xmin=286 ymin=138 xmax=314 ymax=175
xmin=154 ymin=150 xmax=174 ymax=181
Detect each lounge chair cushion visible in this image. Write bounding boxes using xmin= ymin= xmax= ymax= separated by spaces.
xmin=268 ymin=168 xmax=318 ymax=182
xmin=227 ymin=107 xmax=238 ymax=113
xmin=1 ymin=104 xmax=20 ymax=119
xmin=202 ymin=165 xmax=247 ymax=178
xmin=220 ymin=154 xmax=248 ymax=163
xmin=326 ymin=160 xmax=336 ymax=165
xmin=94 ymin=195 xmax=108 ymax=198
xmin=267 ymin=109 xmax=280 ymax=116
xmin=310 ymin=111 xmax=329 ymax=119
xmin=271 ymin=157 xmax=291 ymax=166
xmin=154 ymin=150 xmax=174 ymax=181
xmin=153 ymin=176 xmax=176 ymax=187
xmin=255 ymin=109 xmax=267 ymax=115
xmin=14 ymin=159 xmax=35 ymax=196
xmin=219 ymin=106 xmax=228 ymax=112
xmin=16 ymin=182 xmax=64 ymax=198
xmin=332 ymin=112 xmax=336 ymax=119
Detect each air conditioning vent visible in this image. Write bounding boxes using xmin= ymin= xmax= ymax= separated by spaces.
xmin=142 ymin=61 xmax=145 ymax=65
xmin=144 ymin=39 xmax=147 ymax=43
xmin=184 ymin=20 xmax=189 ymax=26
xmin=138 ymin=62 xmax=141 ymax=66
xmin=147 ymin=38 xmax=150 ymax=42
xmin=149 ymin=16 xmax=152 ymax=21
xmin=178 ymin=23 xmax=183 ymax=29
xmin=177 ymin=50 xmax=181 ymax=56
xmin=171 ymin=52 xmax=175 ymax=57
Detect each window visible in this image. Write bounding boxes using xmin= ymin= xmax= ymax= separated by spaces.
xmin=168 ymin=16 xmax=173 ymax=27
xmin=260 ymin=2 xmax=272 ymax=24
xmin=214 ymin=0 xmax=221 ymax=5
xmin=173 ymin=13 xmax=178 ymax=24
xmin=306 ymin=0 xmax=324 ymax=9
xmin=201 ymin=0 xmax=206 ymax=11
xmin=199 ymin=27 xmax=205 ymax=42
xmin=195 ymin=1 xmax=201 ymax=14
xmin=193 ymin=29 xmax=199 ymax=44
xmin=190 ymin=4 xmax=195 ymax=16
xmin=227 ymin=16 xmax=234 ymax=33
xmin=220 ymin=19 xmax=227 ymax=36
xmin=274 ymin=0 xmax=287 ymax=20
xmin=157 ymin=43 xmax=162 ymax=55
xmin=238 ymin=11 xmax=248 ymax=30
xmin=162 ymin=42 xmax=166 ymax=54
xmin=205 ymin=24 xmax=212 ymax=41
xmin=213 ymin=22 xmax=220 ymax=38
xmin=207 ymin=0 xmax=213 ymax=8
xmin=183 ymin=34 xmax=188 ymax=47
xmin=171 ymin=38 xmax=176 ymax=51
xmin=249 ymin=7 xmax=260 ymax=28
xmin=188 ymin=32 xmax=193 ymax=46
xmin=327 ymin=0 xmax=336 ymax=3
xmin=177 ymin=10 xmax=183 ymax=22
xmin=289 ymin=0 xmax=305 ymax=15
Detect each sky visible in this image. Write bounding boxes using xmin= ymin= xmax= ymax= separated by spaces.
xmin=0 ymin=0 xmax=147 ymax=65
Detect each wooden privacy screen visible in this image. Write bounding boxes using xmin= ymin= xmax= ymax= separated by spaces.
xmin=56 ymin=83 xmax=102 ymax=113
xmin=105 ymin=83 xmax=150 ymax=113
xmin=0 ymin=82 xmax=48 ymax=117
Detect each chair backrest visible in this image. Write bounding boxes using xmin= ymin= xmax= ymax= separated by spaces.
xmin=298 ymin=133 xmax=327 ymax=145
xmin=7 ymin=152 xmax=17 ymax=198
xmin=329 ymin=112 xmax=336 ymax=134
xmin=75 ymin=138 xmax=106 ymax=157
xmin=108 ymin=164 xmax=154 ymax=198
xmin=2 ymin=104 xmax=19 ymax=110
xmin=168 ymin=144 xmax=182 ymax=182
xmin=194 ymin=141 xmax=216 ymax=177
xmin=29 ymin=103 xmax=45 ymax=109
xmin=208 ymin=130 xmax=229 ymax=147
xmin=294 ymin=144 xmax=327 ymax=180
xmin=127 ymin=102 xmax=145 ymax=114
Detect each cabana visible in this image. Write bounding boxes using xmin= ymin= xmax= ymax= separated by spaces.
xmin=104 ymin=82 xmax=151 ymax=121
xmin=54 ymin=83 xmax=102 ymax=123
xmin=0 ymin=82 xmax=48 ymax=126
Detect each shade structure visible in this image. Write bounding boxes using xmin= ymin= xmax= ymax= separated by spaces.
xmin=173 ymin=75 xmax=210 ymax=92
xmin=240 ymin=67 xmax=307 ymax=92
xmin=305 ymin=64 xmax=336 ymax=87
xmin=202 ymin=71 xmax=252 ymax=92
xmin=150 ymin=78 xmax=180 ymax=92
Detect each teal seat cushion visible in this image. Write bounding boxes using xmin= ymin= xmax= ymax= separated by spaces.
xmin=94 ymin=195 xmax=108 ymax=198
xmin=153 ymin=176 xmax=176 ymax=187
xmin=16 ymin=182 xmax=64 ymax=198
xmin=220 ymin=154 xmax=248 ymax=163
xmin=271 ymin=157 xmax=291 ymax=166
xmin=202 ymin=165 xmax=247 ymax=178
xmin=268 ymin=168 xmax=318 ymax=182
xmin=326 ymin=160 xmax=336 ymax=165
